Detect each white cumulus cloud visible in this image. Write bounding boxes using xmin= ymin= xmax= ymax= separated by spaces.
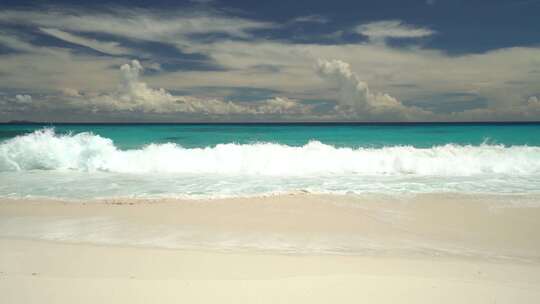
xmin=316 ymin=59 xmax=430 ymax=120
xmin=80 ymin=60 xmax=309 ymax=115
xmin=61 ymin=88 xmax=82 ymax=97
xmin=15 ymin=94 xmax=32 ymax=104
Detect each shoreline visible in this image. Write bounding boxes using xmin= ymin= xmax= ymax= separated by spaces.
xmin=3 ymin=190 xmax=540 ymax=203
xmin=1 ymin=193 xmax=540 ymax=260
xmin=2 ymin=193 xmax=540 ymax=303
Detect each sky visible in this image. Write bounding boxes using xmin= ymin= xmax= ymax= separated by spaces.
xmin=0 ymin=0 xmax=539 ymax=122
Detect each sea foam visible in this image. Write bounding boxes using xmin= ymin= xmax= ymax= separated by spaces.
xmin=1 ymin=128 xmax=540 ymax=176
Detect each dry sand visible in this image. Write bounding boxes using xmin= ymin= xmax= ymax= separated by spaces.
xmin=1 ymin=193 xmax=540 ymax=303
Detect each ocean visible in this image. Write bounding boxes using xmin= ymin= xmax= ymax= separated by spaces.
xmin=1 ymin=123 xmax=540 ymax=200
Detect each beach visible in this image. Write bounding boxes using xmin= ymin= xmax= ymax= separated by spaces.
xmin=2 ymin=0 xmax=540 ymax=300
xmin=1 ymin=194 xmax=540 ymax=303
xmin=2 ymin=125 xmax=540 ymax=302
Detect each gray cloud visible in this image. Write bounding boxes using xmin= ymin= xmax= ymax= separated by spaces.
xmin=403 ymin=93 xmax=489 ymax=114
xmin=529 ymin=96 xmax=540 ymax=107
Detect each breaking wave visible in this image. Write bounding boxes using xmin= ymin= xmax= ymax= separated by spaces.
xmin=1 ymin=128 xmax=540 ymax=176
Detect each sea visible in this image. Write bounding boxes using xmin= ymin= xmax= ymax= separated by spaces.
xmin=1 ymin=123 xmax=539 ymax=200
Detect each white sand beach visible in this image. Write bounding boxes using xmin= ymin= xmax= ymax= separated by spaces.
xmin=1 ymin=194 xmax=540 ymax=303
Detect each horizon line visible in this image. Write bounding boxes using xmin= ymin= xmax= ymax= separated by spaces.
xmin=2 ymin=121 xmax=540 ymax=125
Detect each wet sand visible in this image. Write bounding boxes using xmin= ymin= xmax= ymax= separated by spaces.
xmin=1 ymin=193 xmax=540 ymax=303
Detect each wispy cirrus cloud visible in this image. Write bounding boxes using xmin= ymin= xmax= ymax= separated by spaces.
xmin=355 ymin=20 xmax=436 ymax=42
xmin=291 ymin=15 xmax=329 ymax=24
xmin=39 ymin=28 xmax=131 ymax=56
xmin=0 ymin=9 xmax=275 ymax=43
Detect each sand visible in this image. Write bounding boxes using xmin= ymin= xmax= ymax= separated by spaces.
xmin=1 ymin=193 xmax=540 ymax=303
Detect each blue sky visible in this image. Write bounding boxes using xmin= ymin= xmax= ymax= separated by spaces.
xmin=0 ymin=0 xmax=539 ymax=121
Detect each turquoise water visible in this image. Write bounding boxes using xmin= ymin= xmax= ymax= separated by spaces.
xmin=2 ymin=123 xmax=540 ymax=149
xmin=1 ymin=123 xmax=540 ymax=199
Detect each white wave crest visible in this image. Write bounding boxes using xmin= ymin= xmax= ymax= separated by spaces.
xmin=1 ymin=128 xmax=540 ymax=175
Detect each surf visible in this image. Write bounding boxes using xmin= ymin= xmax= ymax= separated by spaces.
xmin=1 ymin=128 xmax=540 ymax=176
